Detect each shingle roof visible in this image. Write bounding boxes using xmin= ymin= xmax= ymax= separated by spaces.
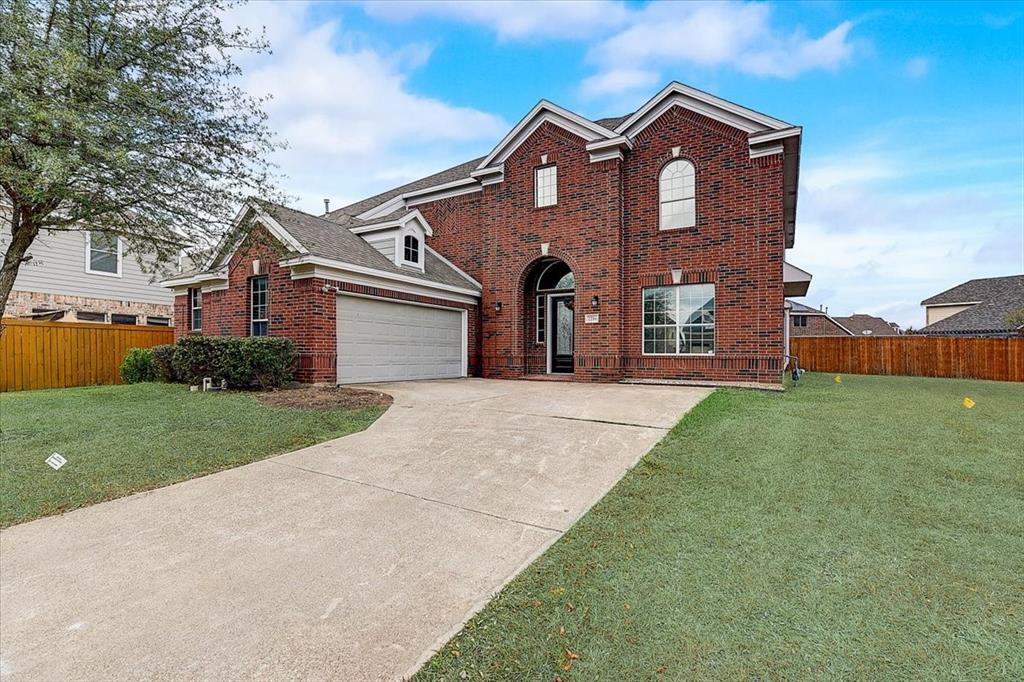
xmin=254 ymin=200 xmax=480 ymax=292
xmin=593 ymin=113 xmax=632 ymax=129
xmin=832 ymin=314 xmax=900 ymax=336
xmin=919 ymin=288 xmax=1024 ymax=334
xmin=921 ymin=275 xmax=1024 ymax=305
xmin=786 ymin=300 xmax=826 ymax=314
xmin=325 ymin=157 xmax=485 ymax=221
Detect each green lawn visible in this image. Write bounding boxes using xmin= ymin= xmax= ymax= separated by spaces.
xmin=415 ymin=373 xmax=1024 ymax=681
xmin=0 ymin=383 xmax=384 ymax=527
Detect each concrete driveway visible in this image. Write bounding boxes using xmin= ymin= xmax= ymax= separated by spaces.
xmin=0 ymin=379 xmax=710 ymax=681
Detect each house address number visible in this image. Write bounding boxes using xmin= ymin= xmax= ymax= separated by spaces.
xmin=584 ymin=314 xmax=599 ymax=324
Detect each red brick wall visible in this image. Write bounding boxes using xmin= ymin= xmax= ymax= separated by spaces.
xmin=791 ymin=314 xmax=850 ymax=337
xmin=173 ymin=225 xmax=480 ymax=383
xmin=421 ymin=107 xmax=789 ymax=384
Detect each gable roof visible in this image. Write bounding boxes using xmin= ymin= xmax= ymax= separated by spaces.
xmin=832 ymin=314 xmax=900 ymax=336
xmin=921 ymin=275 xmax=1024 ymax=306
xmin=919 ymin=284 xmax=1024 ymax=335
xmin=787 ymin=300 xmax=827 ymax=314
xmin=320 ymin=81 xmax=802 ymax=246
xmin=254 ymin=201 xmax=479 ymax=292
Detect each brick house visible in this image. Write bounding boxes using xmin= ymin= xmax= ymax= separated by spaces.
xmin=164 ymin=82 xmax=813 ymax=386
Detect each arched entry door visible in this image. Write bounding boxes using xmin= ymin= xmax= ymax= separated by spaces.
xmin=533 ymin=259 xmax=575 ymax=374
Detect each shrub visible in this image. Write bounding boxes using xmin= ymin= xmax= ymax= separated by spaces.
xmin=172 ymin=335 xmax=296 ymax=389
xmin=120 ymin=348 xmax=155 ymax=384
xmin=151 ymin=344 xmax=177 ymax=382
xmin=239 ymin=337 xmax=296 ymax=389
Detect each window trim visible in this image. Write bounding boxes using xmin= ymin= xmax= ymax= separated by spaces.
xmin=189 ymin=288 xmax=202 ymax=332
xmin=641 ymin=284 xmax=716 ymax=357
xmin=534 ymin=164 xmax=558 ymax=208
xmin=658 ymin=158 xmax=697 ymax=231
xmin=250 ymin=275 xmax=269 ymax=336
xmin=84 ymin=231 xmax=123 ymax=277
xmin=793 ymin=315 xmax=808 ymax=328
xmin=535 ymin=295 xmax=546 ymax=344
xmin=402 ymin=234 xmax=421 ymax=266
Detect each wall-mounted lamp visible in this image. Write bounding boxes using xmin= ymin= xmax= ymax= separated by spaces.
xmin=591 ymin=295 xmax=600 ymax=308
xmin=494 ymin=301 xmax=503 ymax=313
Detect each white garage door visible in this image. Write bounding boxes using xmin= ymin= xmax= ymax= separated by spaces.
xmin=337 ymin=295 xmax=465 ymax=384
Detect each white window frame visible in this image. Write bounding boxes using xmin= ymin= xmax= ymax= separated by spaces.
xmin=84 ymin=231 xmax=123 ymax=277
xmin=402 ymin=234 xmax=421 ymax=267
xmin=641 ymin=284 xmax=715 ymax=356
xmin=535 ymin=295 xmax=546 ymax=344
xmin=250 ymin=276 xmax=269 ymax=336
xmin=535 ymin=165 xmax=557 ymax=208
xmin=659 ymin=159 xmax=696 ymax=231
xmin=189 ymin=288 xmax=202 ymax=331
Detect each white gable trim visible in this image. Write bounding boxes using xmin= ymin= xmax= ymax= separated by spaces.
xmin=279 ymin=254 xmax=482 ymax=298
xmin=349 ymin=209 xmax=434 ymax=238
xmin=615 ymin=82 xmax=795 ymax=138
xmin=203 ymin=201 xmax=308 ymax=272
xmin=475 ymin=100 xmax=617 ymax=171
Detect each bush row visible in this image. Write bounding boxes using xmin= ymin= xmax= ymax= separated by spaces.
xmin=120 ymin=336 xmax=296 ymax=389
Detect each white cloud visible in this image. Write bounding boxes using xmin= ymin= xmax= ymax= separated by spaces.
xmin=222 ymin=3 xmax=506 ymax=213
xmin=904 ymin=56 xmax=931 ymax=79
xmin=360 ymin=0 xmax=629 ymax=41
xmin=579 ymin=68 xmax=660 ymax=99
xmin=790 ymin=147 xmax=1023 ymax=328
xmin=587 ymin=3 xmax=855 ymax=89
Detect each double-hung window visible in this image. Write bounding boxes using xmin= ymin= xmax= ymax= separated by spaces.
xmin=86 ymin=232 xmax=121 ymax=276
xmin=189 ymin=288 xmax=202 ymax=331
xmin=642 ymin=284 xmax=715 ymax=354
xmin=403 ymin=235 xmax=420 ymax=265
xmin=250 ymin=276 xmax=268 ymax=336
xmin=535 ymin=165 xmax=557 ymax=207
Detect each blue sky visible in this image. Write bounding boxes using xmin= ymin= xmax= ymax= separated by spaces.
xmin=228 ymin=1 xmax=1024 ymax=328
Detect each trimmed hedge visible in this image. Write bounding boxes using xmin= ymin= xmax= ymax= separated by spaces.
xmin=173 ymin=336 xmax=296 ymax=389
xmin=120 ymin=348 xmax=155 ymax=384
xmin=151 ymin=344 xmax=177 ymax=383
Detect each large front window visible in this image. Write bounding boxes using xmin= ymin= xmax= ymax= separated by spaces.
xmin=250 ymin=276 xmax=268 ymax=336
xmin=643 ymin=284 xmax=715 ymax=354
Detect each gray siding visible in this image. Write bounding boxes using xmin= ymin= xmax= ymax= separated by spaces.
xmin=366 ymin=236 xmax=396 ymax=262
xmin=1 ymin=226 xmax=173 ymax=305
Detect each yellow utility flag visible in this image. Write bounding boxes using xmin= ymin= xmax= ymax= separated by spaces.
xmin=963 ymin=397 xmax=975 ymax=409
xmin=835 ymin=375 xmax=843 ymax=384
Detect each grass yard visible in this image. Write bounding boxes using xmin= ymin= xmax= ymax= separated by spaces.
xmin=0 ymin=383 xmax=385 ymax=527
xmin=415 ymin=373 xmax=1024 ymax=681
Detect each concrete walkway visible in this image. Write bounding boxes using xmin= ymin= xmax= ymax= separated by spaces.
xmin=0 ymin=379 xmax=710 ymax=681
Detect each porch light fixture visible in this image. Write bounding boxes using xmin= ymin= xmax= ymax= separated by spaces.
xmin=494 ymin=301 xmax=502 ymax=313
xmin=591 ymin=295 xmax=599 ymax=308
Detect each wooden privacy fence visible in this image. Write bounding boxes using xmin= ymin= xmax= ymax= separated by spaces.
xmin=790 ymin=336 xmax=1024 ymax=383
xmin=0 ymin=318 xmax=174 ymax=392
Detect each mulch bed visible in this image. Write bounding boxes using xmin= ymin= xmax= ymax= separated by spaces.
xmin=255 ymin=385 xmax=393 ymax=410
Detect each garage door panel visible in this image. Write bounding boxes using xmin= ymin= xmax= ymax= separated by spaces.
xmin=337 ymin=296 xmax=465 ymax=384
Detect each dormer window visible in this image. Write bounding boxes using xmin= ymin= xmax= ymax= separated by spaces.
xmin=403 ymin=235 xmax=420 ymax=265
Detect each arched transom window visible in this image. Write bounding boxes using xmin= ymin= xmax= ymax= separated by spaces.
xmin=659 ymin=159 xmax=696 ymax=230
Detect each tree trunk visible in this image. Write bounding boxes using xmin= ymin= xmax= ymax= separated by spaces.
xmin=0 ymin=203 xmax=41 ymax=334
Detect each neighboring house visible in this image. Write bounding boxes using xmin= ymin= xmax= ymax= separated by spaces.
xmin=164 ymin=81 xmax=812 ymax=386
xmin=919 ymin=275 xmax=1024 ymax=337
xmin=787 ymin=300 xmax=852 ymax=337
xmin=0 ymin=214 xmax=182 ymax=325
xmin=832 ymin=314 xmax=901 ymax=336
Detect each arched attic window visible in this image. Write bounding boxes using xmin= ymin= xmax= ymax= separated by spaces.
xmin=403 ymin=234 xmax=420 ymax=264
xmin=659 ymin=159 xmax=696 ymax=230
